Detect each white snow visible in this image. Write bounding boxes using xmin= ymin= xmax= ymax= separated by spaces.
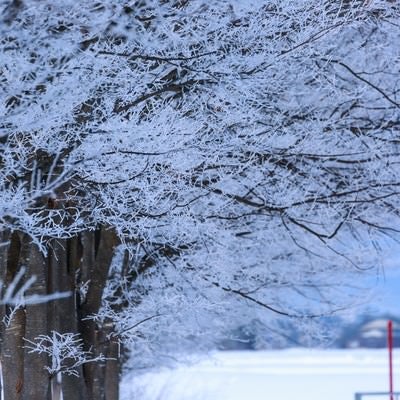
xmin=121 ymin=348 xmax=400 ymax=400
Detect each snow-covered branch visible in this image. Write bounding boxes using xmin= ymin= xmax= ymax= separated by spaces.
xmin=24 ymin=331 xmax=108 ymax=377
xmin=1 ymin=0 xmax=399 ymax=387
xmin=0 ymin=266 xmax=70 ymax=307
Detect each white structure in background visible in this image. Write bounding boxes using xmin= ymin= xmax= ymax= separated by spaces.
xmin=345 ymin=319 xmax=400 ymax=349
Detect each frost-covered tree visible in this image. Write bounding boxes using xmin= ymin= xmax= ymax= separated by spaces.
xmin=1 ymin=0 xmax=400 ymax=398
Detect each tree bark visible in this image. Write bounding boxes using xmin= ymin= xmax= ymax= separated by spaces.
xmin=104 ymin=337 xmax=120 ymax=400
xmin=0 ymin=231 xmax=25 ymax=400
xmin=0 ymin=228 xmax=120 ymax=400
xmin=1 ymin=307 xmax=25 ymax=400
xmin=79 ymin=227 xmax=119 ymax=400
xmin=21 ymin=235 xmax=51 ymax=400
xmin=48 ymin=238 xmax=87 ymax=400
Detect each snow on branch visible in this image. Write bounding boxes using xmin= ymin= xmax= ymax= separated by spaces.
xmin=24 ymin=331 xmax=108 ymax=377
xmin=0 ymin=266 xmax=70 ymax=306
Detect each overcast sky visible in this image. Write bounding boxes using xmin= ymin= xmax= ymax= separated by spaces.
xmin=363 ymin=252 xmax=400 ymax=317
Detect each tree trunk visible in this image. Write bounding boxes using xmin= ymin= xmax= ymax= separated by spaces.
xmin=0 ymin=231 xmax=25 ymax=400
xmin=50 ymin=374 xmax=62 ymax=400
xmin=1 ymin=307 xmax=25 ymax=400
xmin=21 ymin=235 xmax=51 ymax=400
xmin=79 ymin=228 xmax=119 ymax=400
xmin=48 ymin=238 xmax=86 ymax=400
xmin=104 ymin=337 xmax=120 ymax=400
xmin=0 ymin=228 xmax=120 ymax=400
xmin=0 ymin=230 xmax=9 ymax=399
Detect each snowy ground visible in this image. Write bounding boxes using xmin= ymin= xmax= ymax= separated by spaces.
xmin=121 ymin=348 xmax=400 ymax=400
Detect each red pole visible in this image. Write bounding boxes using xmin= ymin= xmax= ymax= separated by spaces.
xmin=388 ymin=320 xmax=394 ymax=400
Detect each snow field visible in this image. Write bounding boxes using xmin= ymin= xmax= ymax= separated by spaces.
xmin=121 ymin=349 xmax=400 ymax=400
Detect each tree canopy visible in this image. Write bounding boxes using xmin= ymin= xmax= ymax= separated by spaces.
xmin=1 ymin=0 xmax=400 ymax=398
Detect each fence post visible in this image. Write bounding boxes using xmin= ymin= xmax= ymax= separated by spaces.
xmin=389 ymin=320 xmax=394 ymax=400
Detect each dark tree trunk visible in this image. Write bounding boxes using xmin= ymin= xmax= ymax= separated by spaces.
xmin=47 ymin=238 xmax=86 ymax=400
xmin=0 ymin=228 xmax=120 ymax=400
xmin=79 ymin=227 xmax=120 ymax=400
xmin=0 ymin=231 xmax=25 ymax=400
xmin=1 ymin=307 xmax=25 ymax=400
xmin=104 ymin=336 xmax=120 ymax=400
xmin=21 ymin=235 xmax=51 ymax=400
